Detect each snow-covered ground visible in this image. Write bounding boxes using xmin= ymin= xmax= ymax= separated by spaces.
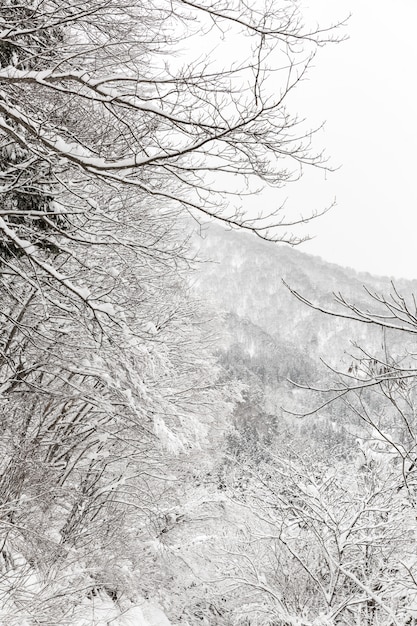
xmin=75 ymin=595 xmax=172 ymax=626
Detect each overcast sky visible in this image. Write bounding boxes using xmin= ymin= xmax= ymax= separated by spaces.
xmin=276 ymin=0 xmax=417 ymax=279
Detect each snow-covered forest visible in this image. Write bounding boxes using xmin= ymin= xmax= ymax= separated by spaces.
xmin=1 ymin=1 xmax=417 ymax=625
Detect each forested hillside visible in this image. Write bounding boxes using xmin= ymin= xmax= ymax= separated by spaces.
xmin=191 ymin=225 xmax=417 ymax=625
xmin=2 ymin=1 xmax=417 ymax=625
xmin=195 ymin=224 xmax=417 ymax=415
xmin=86 ymin=221 xmax=417 ymax=626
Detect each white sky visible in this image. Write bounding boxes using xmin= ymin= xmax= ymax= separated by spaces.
xmin=269 ymin=0 xmax=417 ymax=279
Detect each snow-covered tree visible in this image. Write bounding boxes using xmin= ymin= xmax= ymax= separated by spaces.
xmin=0 ymin=0 xmax=344 ymax=314
xmin=0 ymin=203 xmax=238 ymax=623
xmin=215 ymin=441 xmax=417 ymax=625
xmin=0 ymin=1 xmax=346 ymax=622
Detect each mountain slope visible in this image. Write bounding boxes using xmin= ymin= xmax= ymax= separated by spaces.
xmin=194 ymin=224 xmax=417 ymax=350
xmin=192 ymin=224 xmax=417 ymax=420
